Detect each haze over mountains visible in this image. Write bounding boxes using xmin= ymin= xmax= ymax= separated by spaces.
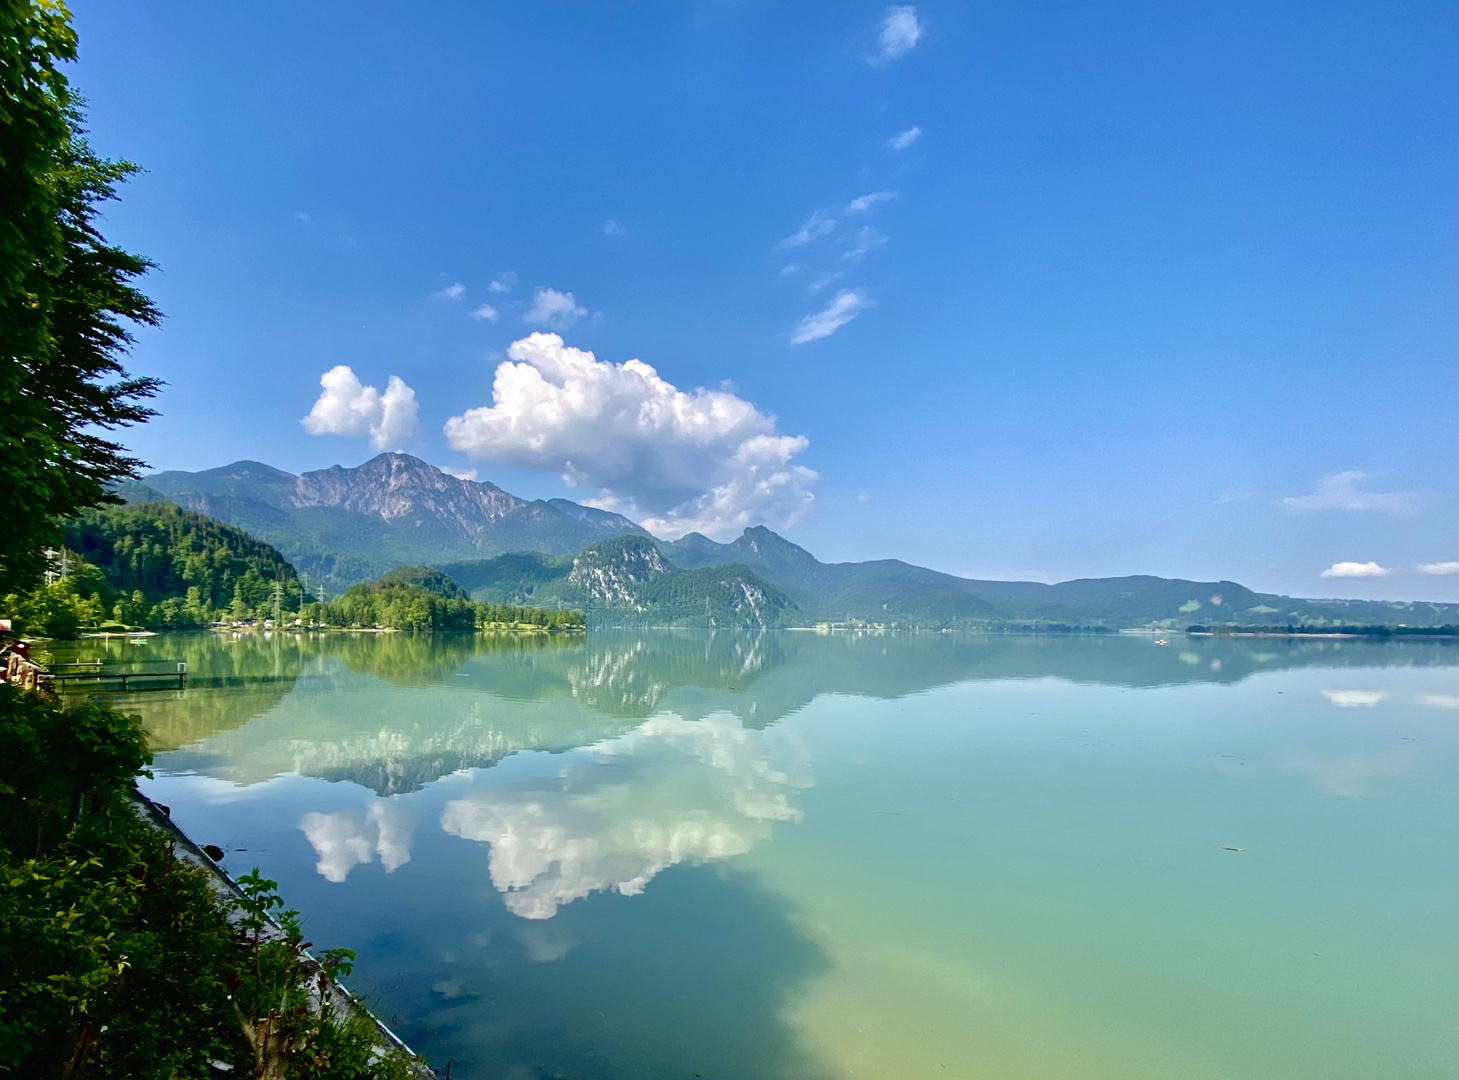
xmin=127 ymin=453 xmax=1459 ymax=630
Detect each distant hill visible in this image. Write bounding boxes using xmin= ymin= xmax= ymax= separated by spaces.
xmin=657 ymin=526 xmax=1459 ymax=629
xmin=307 ymin=565 xmax=582 ymax=632
xmin=441 ymin=535 xmax=799 ymax=628
xmin=124 ymin=453 xmax=647 ymax=590
xmin=372 ymin=565 xmax=470 ymax=600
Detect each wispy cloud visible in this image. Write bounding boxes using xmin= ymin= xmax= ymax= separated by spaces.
xmin=301 ymin=367 xmax=419 ymax=450
xmin=295 ymin=211 xmax=313 ymax=225
xmin=887 ymin=126 xmax=922 ymax=151
xmin=1283 ymin=471 xmax=1418 ymax=516
xmin=470 ymin=303 xmax=500 ymax=322
xmin=872 ymin=6 xmax=922 ymax=64
xmin=779 ymin=193 xmax=896 ymax=256
xmin=778 ymin=209 xmax=838 ymax=249
xmin=522 ymin=287 xmax=588 ymax=328
xmin=433 ymin=282 xmax=466 ymax=300
xmin=846 ymin=190 xmax=897 ymax=214
xmin=791 ymin=289 xmax=873 ymax=345
xmin=1417 ymin=561 xmax=1459 ymax=576
xmin=603 ymin=219 xmax=625 ymax=236
xmin=837 ymin=225 xmax=887 ymax=265
xmin=488 ymin=272 xmax=517 ymax=294
xmin=1320 ymin=561 xmax=1389 ymax=579
xmin=439 ymin=464 xmax=479 ymax=482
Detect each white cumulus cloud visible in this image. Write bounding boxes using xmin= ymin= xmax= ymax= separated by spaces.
xmin=469 ymin=303 xmax=499 ymax=322
xmin=488 ymin=272 xmax=516 ymax=293
xmin=1320 ymin=561 xmax=1389 ymax=579
xmin=523 ymin=287 xmax=588 ymax=328
xmin=888 ymin=125 xmax=922 ymax=150
xmin=1417 ymin=561 xmax=1459 ymax=576
xmin=791 ymin=289 xmax=873 ymax=345
xmin=301 ymin=366 xmax=419 ymax=450
xmin=1283 ymin=471 xmax=1418 ymax=516
xmin=442 ymin=333 xmax=817 ymax=539
xmin=873 ymin=5 xmax=922 ymax=64
xmin=434 ymin=282 xmax=466 ymax=300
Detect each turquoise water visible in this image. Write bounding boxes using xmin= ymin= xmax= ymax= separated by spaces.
xmin=69 ymin=631 xmax=1459 ymax=1078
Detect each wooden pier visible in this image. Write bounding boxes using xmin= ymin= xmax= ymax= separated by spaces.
xmin=3 ymin=651 xmax=187 ymax=692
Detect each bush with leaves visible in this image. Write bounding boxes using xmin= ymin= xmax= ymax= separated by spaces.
xmin=0 ymin=684 xmax=425 ymax=1078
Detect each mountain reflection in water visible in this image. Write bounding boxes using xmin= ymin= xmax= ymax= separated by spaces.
xmin=86 ymin=628 xmax=1459 ymax=791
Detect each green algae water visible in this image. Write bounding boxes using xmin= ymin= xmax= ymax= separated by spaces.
xmin=66 ymin=631 xmax=1459 ymax=1079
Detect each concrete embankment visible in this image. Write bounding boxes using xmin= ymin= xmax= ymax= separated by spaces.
xmin=131 ymin=792 xmax=437 ymax=1078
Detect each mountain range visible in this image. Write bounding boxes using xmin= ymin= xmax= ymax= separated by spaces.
xmin=125 ymin=453 xmax=1459 ymax=630
xmin=123 ymin=453 xmax=646 ymax=589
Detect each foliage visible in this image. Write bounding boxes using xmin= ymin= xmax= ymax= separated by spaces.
xmin=0 ymin=0 xmax=160 ymax=596
xmin=371 ymin=566 xmax=467 ymax=599
xmin=0 ymin=502 xmax=308 ymax=633
xmin=0 ymin=684 xmax=422 ymax=1078
xmin=306 ymin=571 xmax=583 ymax=632
xmin=2 ymin=570 xmax=107 ymax=637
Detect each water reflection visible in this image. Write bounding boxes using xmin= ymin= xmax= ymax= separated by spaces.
xmin=126 ymin=630 xmax=1459 ymax=1080
xmin=111 ymin=630 xmax=1459 ymax=793
xmin=440 ymin=715 xmax=810 ymax=918
xmin=300 ymin=798 xmax=414 ymax=882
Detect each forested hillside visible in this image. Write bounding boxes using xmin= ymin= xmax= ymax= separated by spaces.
xmin=442 ymin=535 xmax=800 ymax=628
xmin=304 ymin=566 xmax=583 ymax=631
xmin=0 ymin=503 xmax=301 ymax=634
xmin=59 ymin=503 xmax=305 ymax=627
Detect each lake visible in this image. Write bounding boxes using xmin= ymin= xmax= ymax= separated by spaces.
xmin=58 ymin=630 xmax=1459 ymax=1079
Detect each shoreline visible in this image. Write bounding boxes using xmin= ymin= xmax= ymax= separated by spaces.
xmin=130 ymin=790 xmax=438 ymax=1078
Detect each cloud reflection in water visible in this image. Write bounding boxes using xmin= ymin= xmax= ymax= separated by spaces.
xmin=300 ymin=799 xmax=414 ymax=883
xmin=440 ymin=714 xmax=810 ymax=919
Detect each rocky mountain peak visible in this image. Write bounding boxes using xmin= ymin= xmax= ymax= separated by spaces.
xmin=292 ymin=453 xmax=527 ymax=528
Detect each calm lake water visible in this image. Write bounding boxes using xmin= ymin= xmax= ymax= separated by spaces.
xmin=56 ymin=630 xmax=1459 ymax=1079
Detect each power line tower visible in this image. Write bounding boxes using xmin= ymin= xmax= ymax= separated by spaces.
xmin=272 ymin=581 xmax=283 ymax=625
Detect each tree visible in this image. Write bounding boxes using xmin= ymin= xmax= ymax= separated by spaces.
xmin=0 ymin=0 xmax=160 ymax=596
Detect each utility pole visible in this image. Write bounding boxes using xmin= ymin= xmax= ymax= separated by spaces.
xmin=272 ymin=581 xmax=283 ymax=625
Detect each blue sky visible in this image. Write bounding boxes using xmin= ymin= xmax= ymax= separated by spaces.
xmin=71 ymin=1 xmax=1459 ymax=599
